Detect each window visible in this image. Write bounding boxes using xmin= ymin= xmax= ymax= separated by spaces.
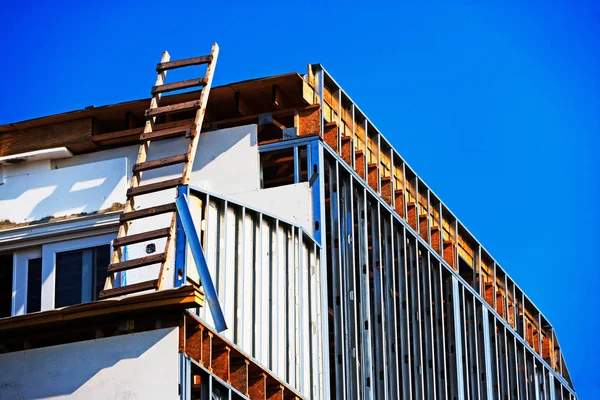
xmin=7 ymin=233 xmax=115 ymax=315
xmin=0 ymin=253 xmax=12 ymax=318
xmin=55 ymin=244 xmax=110 ymax=307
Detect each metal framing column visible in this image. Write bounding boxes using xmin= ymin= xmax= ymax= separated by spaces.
xmin=452 ymin=276 xmax=466 ymax=400
xmin=311 ymin=140 xmax=331 ymax=399
xmin=179 ymin=353 xmax=191 ymax=400
xmin=482 ymin=306 xmax=495 ymax=399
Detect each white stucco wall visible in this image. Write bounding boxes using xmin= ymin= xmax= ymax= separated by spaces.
xmin=0 ymin=124 xmax=260 ymax=227
xmin=228 ymin=182 xmax=313 ymax=234
xmin=0 ymin=327 xmax=179 ymax=399
xmin=0 ymin=158 xmax=128 ymax=224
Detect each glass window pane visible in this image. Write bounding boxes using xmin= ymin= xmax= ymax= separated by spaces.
xmin=27 ymin=258 xmax=42 ymax=313
xmin=55 ymin=244 xmax=110 ymax=307
xmin=56 ymin=250 xmax=83 ymax=308
xmin=93 ymin=245 xmax=110 ymax=300
xmin=0 ymin=253 xmax=13 ymax=318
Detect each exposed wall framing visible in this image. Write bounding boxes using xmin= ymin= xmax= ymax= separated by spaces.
xmin=303 ymin=64 xmax=575 ymax=397
xmin=189 ymin=189 xmax=326 ymax=398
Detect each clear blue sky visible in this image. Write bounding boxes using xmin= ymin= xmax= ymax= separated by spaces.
xmin=1 ymin=0 xmax=598 ymax=397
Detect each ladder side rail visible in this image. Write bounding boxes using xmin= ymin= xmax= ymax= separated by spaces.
xmin=156 ymin=44 xmax=219 ymax=290
xmin=104 ymin=51 xmax=171 ymax=291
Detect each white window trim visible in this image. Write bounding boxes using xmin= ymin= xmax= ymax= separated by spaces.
xmin=12 ymin=248 xmax=42 ymax=316
xmin=41 ymin=233 xmax=114 ymax=311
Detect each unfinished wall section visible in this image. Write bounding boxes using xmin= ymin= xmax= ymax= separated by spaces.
xmin=308 ymin=64 xmax=577 ymax=399
xmin=186 ymin=189 xmax=326 ymax=400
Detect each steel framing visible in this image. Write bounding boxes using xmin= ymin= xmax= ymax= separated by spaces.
xmin=258 ymin=126 xmax=577 ymax=399
xmin=179 ymin=187 xmax=326 ymax=398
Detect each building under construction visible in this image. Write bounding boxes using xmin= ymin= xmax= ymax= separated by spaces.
xmin=0 ymin=44 xmax=577 ymax=399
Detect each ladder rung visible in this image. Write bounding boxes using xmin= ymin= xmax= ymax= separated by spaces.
xmin=99 ymin=279 xmax=159 ymax=299
xmin=156 ymin=55 xmax=212 ymax=71
xmin=133 ymin=154 xmax=188 ymax=173
xmin=112 ymin=228 xmax=171 ymax=247
xmin=120 ymin=203 xmax=177 ymax=223
xmin=151 ymin=78 xmax=207 ymax=95
xmin=127 ymin=178 xmax=182 ymax=197
xmin=107 ymin=253 xmax=166 ymax=273
xmin=145 ymin=100 xmax=200 ymax=118
xmin=140 ymin=125 xmax=193 ymax=142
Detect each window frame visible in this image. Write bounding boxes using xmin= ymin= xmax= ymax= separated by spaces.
xmin=41 ymin=233 xmax=114 ymax=311
xmin=10 ymin=233 xmax=115 ymax=315
xmin=12 ymin=248 xmax=42 ymax=316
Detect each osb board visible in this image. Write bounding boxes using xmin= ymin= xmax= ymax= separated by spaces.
xmin=298 ymin=107 xmax=320 ymax=136
xmin=0 ymin=118 xmax=93 ymax=157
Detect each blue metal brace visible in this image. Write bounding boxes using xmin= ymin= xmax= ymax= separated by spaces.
xmin=174 ymin=186 xmax=189 ymax=288
xmin=175 ymin=186 xmax=228 ymax=332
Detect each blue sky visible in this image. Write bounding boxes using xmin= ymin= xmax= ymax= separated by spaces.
xmin=1 ymin=0 xmax=598 ymax=397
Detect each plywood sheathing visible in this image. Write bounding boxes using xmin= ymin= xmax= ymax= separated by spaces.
xmin=248 ymin=372 xmax=267 ymax=400
xmin=324 ymin=121 xmax=338 ymax=150
xmin=407 ymin=202 xmax=417 ymax=230
xmin=186 ymin=325 xmax=203 ymax=362
xmin=419 ymin=214 xmax=428 ymax=242
xmin=443 ymin=240 xmax=456 ymax=270
xmin=394 ymin=190 xmax=405 ymax=218
xmin=431 ymin=226 xmax=441 ymax=254
xmin=482 ymin=283 xmax=493 ymax=309
xmin=212 ymin=343 xmax=231 ymax=382
xmin=230 ymin=358 xmax=250 ymax=395
xmin=267 ymin=385 xmax=285 ymax=400
xmin=298 ymin=106 xmax=321 ymax=137
xmin=367 ymin=163 xmax=378 ymax=192
xmin=381 ymin=177 xmax=392 ymax=205
xmin=183 ymin=312 xmax=303 ymax=400
xmin=355 ymin=151 xmax=365 ymax=179
xmin=496 ymin=293 xmax=506 ymax=318
xmin=341 ymin=136 xmax=353 ymax=165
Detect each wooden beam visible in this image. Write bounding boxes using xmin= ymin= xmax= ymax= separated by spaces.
xmin=91 ymin=118 xmax=195 ymax=144
xmin=204 ymin=104 xmax=319 ymax=131
xmin=91 ymin=126 xmax=144 ymax=143
xmin=0 ymin=285 xmax=204 ymax=333
xmin=272 ymin=85 xmax=291 ymax=110
xmin=126 ymin=112 xmax=139 ymax=129
xmin=235 ymin=91 xmax=252 ymax=116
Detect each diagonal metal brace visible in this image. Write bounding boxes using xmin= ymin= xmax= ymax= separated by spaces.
xmin=175 ymin=191 xmax=227 ymax=332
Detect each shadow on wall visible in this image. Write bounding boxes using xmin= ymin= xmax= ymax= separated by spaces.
xmin=0 ymin=157 xmax=127 ymax=225
xmin=0 ymin=328 xmax=178 ymax=399
xmin=0 ymin=123 xmax=258 ymax=226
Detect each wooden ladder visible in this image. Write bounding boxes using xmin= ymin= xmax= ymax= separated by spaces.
xmin=99 ymin=43 xmax=219 ymax=299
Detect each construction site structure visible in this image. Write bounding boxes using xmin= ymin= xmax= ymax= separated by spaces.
xmin=0 ymin=45 xmax=577 ymax=400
